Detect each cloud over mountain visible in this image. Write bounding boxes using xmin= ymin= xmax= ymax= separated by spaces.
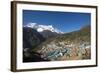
xmin=24 ymin=23 xmax=63 ymax=33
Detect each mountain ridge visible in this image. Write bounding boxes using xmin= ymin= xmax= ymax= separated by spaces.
xmin=24 ymin=23 xmax=63 ymax=33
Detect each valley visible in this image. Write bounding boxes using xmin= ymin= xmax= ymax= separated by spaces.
xmin=23 ymin=24 xmax=91 ymax=62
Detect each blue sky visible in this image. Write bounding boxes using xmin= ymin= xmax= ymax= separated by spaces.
xmin=23 ymin=10 xmax=91 ymax=33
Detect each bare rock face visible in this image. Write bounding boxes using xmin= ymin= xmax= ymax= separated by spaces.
xmin=23 ymin=27 xmax=45 ymax=49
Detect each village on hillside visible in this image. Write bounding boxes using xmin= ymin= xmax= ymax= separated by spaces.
xmin=37 ymin=40 xmax=91 ymax=61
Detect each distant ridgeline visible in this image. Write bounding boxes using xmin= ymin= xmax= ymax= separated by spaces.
xmin=57 ymin=25 xmax=91 ymax=43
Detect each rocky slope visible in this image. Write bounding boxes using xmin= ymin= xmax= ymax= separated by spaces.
xmin=36 ymin=25 xmax=91 ymax=61
xmin=23 ymin=24 xmax=91 ymax=62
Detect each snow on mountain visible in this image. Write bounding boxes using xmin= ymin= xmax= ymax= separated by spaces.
xmin=24 ymin=23 xmax=63 ymax=33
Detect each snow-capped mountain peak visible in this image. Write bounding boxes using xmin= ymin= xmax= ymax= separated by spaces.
xmin=24 ymin=23 xmax=63 ymax=33
xmin=24 ymin=23 xmax=37 ymax=28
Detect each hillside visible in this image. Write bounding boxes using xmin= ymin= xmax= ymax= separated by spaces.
xmin=23 ymin=27 xmax=45 ymax=49
xmin=23 ymin=27 xmax=46 ymax=62
xmin=36 ymin=25 xmax=91 ymax=61
xmin=23 ymin=25 xmax=91 ymax=62
xmin=56 ymin=25 xmax=91 ymax=43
